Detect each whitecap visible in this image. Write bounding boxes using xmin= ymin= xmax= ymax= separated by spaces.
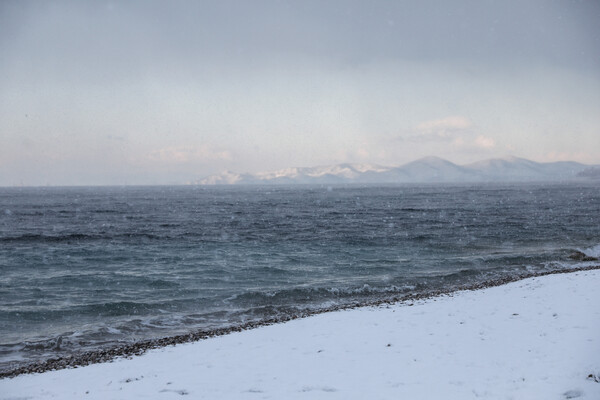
xmin=580 ymin=244 xmax=600 ymax=259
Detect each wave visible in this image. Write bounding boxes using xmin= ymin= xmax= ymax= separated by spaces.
xmin=579 ymin=244 xmax=600 ymax=259
xmin=147 ymin=279 xmax=181 ymax=289
xmin=0 ymin=232 xmax=167 ymax=243
xmin=225 ymin=251 xmax=599 ymax=309
xmin=0 ymin=233 xmax=97 ymax=243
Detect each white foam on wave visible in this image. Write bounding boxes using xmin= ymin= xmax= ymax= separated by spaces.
xmin=581 ymin=244 xmax=600 ymax=258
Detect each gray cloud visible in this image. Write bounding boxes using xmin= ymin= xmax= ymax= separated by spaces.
xmin=1 ymin=0 xmax=599 ymax=185
xmin=2 ymin=0 xmax=599 ymax=85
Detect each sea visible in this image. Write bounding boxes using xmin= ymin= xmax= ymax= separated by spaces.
xmin=1 ymin=183 xmax=599 ymax=372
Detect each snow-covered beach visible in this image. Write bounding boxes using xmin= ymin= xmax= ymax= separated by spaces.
xmin=2 ymin=269 xmax=599 ymax=400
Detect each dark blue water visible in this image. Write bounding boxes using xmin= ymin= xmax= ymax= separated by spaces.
xmin=1 ymin=184 xmax=599 ymax=370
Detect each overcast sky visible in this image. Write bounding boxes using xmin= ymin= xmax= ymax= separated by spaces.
xmin=1 ymin=0 xmax=599 ymax=185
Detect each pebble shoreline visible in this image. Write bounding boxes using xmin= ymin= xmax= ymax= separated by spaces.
xmin=2 ymin=264 xmax=599 ymax=379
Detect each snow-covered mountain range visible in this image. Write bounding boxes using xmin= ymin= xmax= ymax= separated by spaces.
xmin=194 ymin=156 xmax=599 ymax=185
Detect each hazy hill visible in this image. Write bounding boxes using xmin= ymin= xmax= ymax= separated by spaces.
xmin=194 ymin=156 xmax=595 ymax=185
xmin=577 ymin=166 xmax=600 ymax=180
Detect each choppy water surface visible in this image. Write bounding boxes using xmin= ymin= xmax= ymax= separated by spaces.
xmin=1 ymin=184 xmax=599 ymax=370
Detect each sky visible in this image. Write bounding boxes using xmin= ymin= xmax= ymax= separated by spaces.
xmin=1 ymin=0 xmax=599 ymax=186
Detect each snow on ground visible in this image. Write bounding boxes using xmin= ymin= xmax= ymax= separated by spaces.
xmin=2 ymin=270 xmax=599 ymax=400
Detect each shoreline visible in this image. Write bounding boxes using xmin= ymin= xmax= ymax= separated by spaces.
xmin=2 ymin=267 xmax=599 ymax=399
xmin=2 ymin=264 xmax=599 ymax=379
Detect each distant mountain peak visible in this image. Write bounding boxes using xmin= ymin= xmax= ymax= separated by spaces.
xmin=193 ymin=156 xmax=595 ymax=185
xmin=407 ymin=156 xmax=455 ymax=165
